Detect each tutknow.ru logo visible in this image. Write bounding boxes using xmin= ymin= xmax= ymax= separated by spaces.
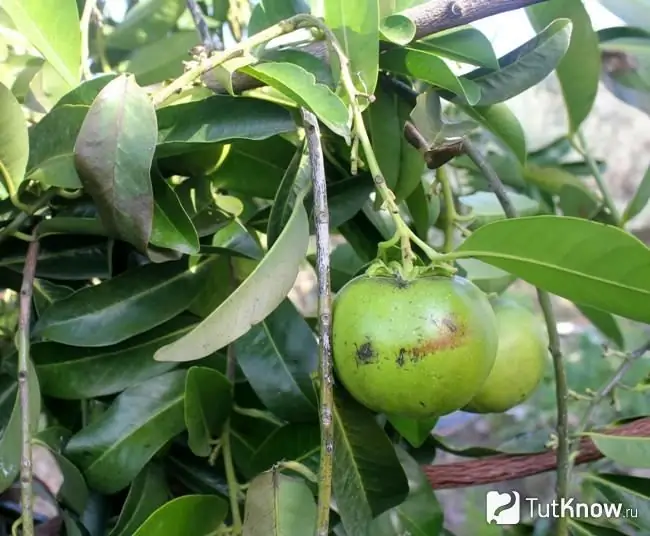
xmin=486 ymin=491 xmax=638 ymax=525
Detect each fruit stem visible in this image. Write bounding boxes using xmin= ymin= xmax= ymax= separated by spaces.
xmin=464 ymin=137 xmax=570 ymax=536
xmin=302 ymin=109 xmax=336 ymax=536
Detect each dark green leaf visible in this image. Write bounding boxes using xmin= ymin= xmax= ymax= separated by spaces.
xmin=210 ymin=219 xmax=264 ymax=259
xmin=455 ymin=19 xmax=573 ymax=106
xmin=394 ymin=123 xmax=426 ymax=203
xmin=527 ymin=0 xmax=600 ymax=133
xmin=460 ymin=103 xmax=527 ymax=164
xmin=267 ymin=139 xmax=311 ymax=247
xmin=576 ymin=304 xmax=625 ymax=348
xmin=455 ymin=216 xmax=650 ymax=323
xmin=417 ymin=27 xmax=499 ymax=69
xmin=559 ymin=182 xmax=602 ymax=220
xmin=109 ymin=464 xmax=170 ymax=536
xmin=568 ymin=519 xmax=630 ymax=536
xmin=149 ymin=176 xmax=200 ymax=255
xmin=323 ymin=242 xmax=367 ymax=292
xmin=33 ymin=258 xmax=216 ymax=347
xmin=0 ymin=81 xmax=28 ymax=197
xmin=54 ymin=74 xmax=117 ymax=108
xmin=242 ymin=62 xmax=350 ymax=139
xmin=154 ymin=197 xmax=310 ymax=362
xmin=242 ymin=471 xmax=317 ymax=535
xmin=105 ymin=0 xmax=186 ymax=51
xmin=208 ymin=136 xmax=297 ymax=199
xmin=155 ymin=96 xmax=296 ymax=158
xmin=324 ymin=0 xmax=380 ymax=99
xmin=307 ymin=175 xmax=374 ymax=230
xmin=0 ymin=361 xmax=40 ymax=493
xmin=3 ymin=0 xmax=80 ymax=88
xmin=380 ymin=47 xmax=480 ymax=105
xmin=35 ymin=442 xmax=88 ymax=515
xmin=165 ymin=448 xmax=230 ymax=497
xmin=250 ymin=423 xmax=320 ymax=475
xmin=185 ymin=366 xmax=233 ymax=457
xmin=234 ymin=299 xmax=318 ymax=421
xmin=370 ymin=447 xmax=443 ymax=535
xmin=25 ymin=104 xmax=87 ymax=189
xmin=248 ymin=0 xmax=310 ymax=36
xmin=65 ymin=370 xmax=187 ymax=494
xmin=333 ymin=386 xmax=409 ymax=533
xmin=33 ymin=279 xmax=74 ymax=316
xmin=33 ymin=316 xmax=198 ymax=399
xmin=406 ymin=180 xmax=435 ymax=240
xmin=387 ymin=415 xmax=437 ymax=449
xmin=585 ymin=473 xmax=650 ymax=531
xmin=623 ymin=164 xmax=650 ymax=225
xmin=74 ymin=75 xmax=157 ymax=252
xmin=131 ymin=494 xmax=228 ymax=535
xmin=261 ymin=48 xmax=335 ymax=89
xmin=125 ymin=31 xmax=200 ymax=86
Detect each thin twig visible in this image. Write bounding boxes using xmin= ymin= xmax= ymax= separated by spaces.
xmin=302 ymin=109 xmax=334 ymax=536
xmin=18 ymin=239 xmax=39 ymax=536
xmin=575 ymin=340 xmax=650 ymax=435
xmin=186 ymin=0 xmax=222 ymax=51
xmin=463 ymin=137 xmax=569 ymax=536
xmin=571 ymin=131 xmax=621 ymax=225
xmin=0 ymin=189 xmax=58 ymax=247
xmin=80 ymin=0 xmax=99 ymax=79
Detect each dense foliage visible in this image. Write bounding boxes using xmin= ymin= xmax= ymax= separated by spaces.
xmin=1 ymin=0 xmax=650 ymax=535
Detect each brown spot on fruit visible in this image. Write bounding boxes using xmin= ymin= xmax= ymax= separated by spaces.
xmin=443 ymin=318 xmax=458 ymax=333
xmin=355 ymin=341 xmax=376 ymax=364
xmin=396 ymin=349 xmax=406 ymax=367
xmin=408 ymin=321 xmax=465 ymax=361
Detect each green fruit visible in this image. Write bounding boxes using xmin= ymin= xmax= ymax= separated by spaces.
xmin=463 ymin=298 xmax=549 ymax=414
xmin=332 ymin=274 xmax=499 ymax=418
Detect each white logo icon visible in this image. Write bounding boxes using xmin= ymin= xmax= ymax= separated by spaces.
xmin=486 ymin=490 xmax=521 ymax=525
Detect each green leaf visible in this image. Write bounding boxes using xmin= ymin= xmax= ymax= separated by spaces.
xmin=394 ymin=130 xmax=426 ymax=203
xmin=576 ymin=304 xmax=625 ymax=349
xmin=154 ymin=196 xmax=310 ymax=362
xmin=33 ymin=279 xmax=74 ymax=316
xmin=365 ymin=82 xmax=402 ymax=191
xmin=568 ymin=519 xmax=627 ymax=536
xmin=185 ymin=366 xmax=233 ymax=457
xmin=460 ymin=103 xmax=527 ymax=164
xmin=417 ymin=27 xmax=499 ymax=70
xmin=155 ymin=96 xmax=296 ymax=158
xmin=65 ymin=370 xmax=187 ymax=494
xmin=387 ymin=415 xmax=437 ymax=448
xmin=248 ymin=0 xmax=310 ymax=36
xmin=267 ymin=139 xmax=311 ymax=248
xmin=54 ymin=74 xmax=118 ymax=108
xmin=307 ymin=175 xmax=374 ymax=230
xmin=243 ymin=62 xmax=350 ymax=140
xmin=0 ymin=81 xmax=28 ymax=197
xmin=333 ymin=386 xmax=409 ymax=533
xmin=32 ymin=316 xmax=199 ymax=399
xmin=125 ymin=31 xmax=200 ymax=86
xmin=527 ymin=0 xmax=600 ymax=133
xmin=455 ymin=19 xmax=573 ymax=106
xmin=599 ymin=0 xmax=650 ymax=32
xmin=74 ymin=75 xmax=157 ymax=252
xmin=250 ymin=423 xmax=320 ymax=475
xmin=406 ymin=180 xmax=436 ymax=240
xmin=109 ymin=464 xmax=170 ymax=536
xmin=459 ymin=191 xmax=541 ymax=228
xmin=242 ymin=471 xmax=318 ymax=535
xmin=623 ymin=164 xmax=650 ymax=224
xmin=324 ymin=0 xmax=380 ymax=99
xmin=149 ymin=176 xmax=200 ymax=255
xmin=559 ymin=182 xmax=602 ymax=220
xmin=380 ymin=47 xmax=481 ymax=105
xmin=3 ymin=0 xmax=80 ymax=88
xmin=323 ymin=242 xmax=367 ymax=292
xmin=369 ymin=447 xmax=443 ymax=535
xmin=234 ymin=299 xmax=318 ymax=421
xmin=585 ymin=473 xmax=650 ymax=531
xmin=106 ymin=0 xmax=186 ymax=51
xmin=587 ymin=433 xmax=650 ymax=468
xmin=33 ymin=258 xmax=216 ymax=347
xmin=455 ymin=216 xmax=650 ymax=324
xmin=132 ymin=494 xmax=228 ymax=535
xmin=208 ymin=136 xmax=298 ymax=199
xmin=0 ymin=360 xmax=40 ymax=493
xmin=25 ymin=104 xmax=87 ymax=189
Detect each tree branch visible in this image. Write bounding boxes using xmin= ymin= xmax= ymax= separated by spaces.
xmin=302 ymin=109 xmax=335 ymax=536
xmin=18 ymin=239 xmax=39 ymax=536
xmin=186 ymin=0 xmax=223 ymax=51
xmin=422 ymin=417 xmax=650 ymax=489
xmin=205 ymin=0 xmax=549 ymax=95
